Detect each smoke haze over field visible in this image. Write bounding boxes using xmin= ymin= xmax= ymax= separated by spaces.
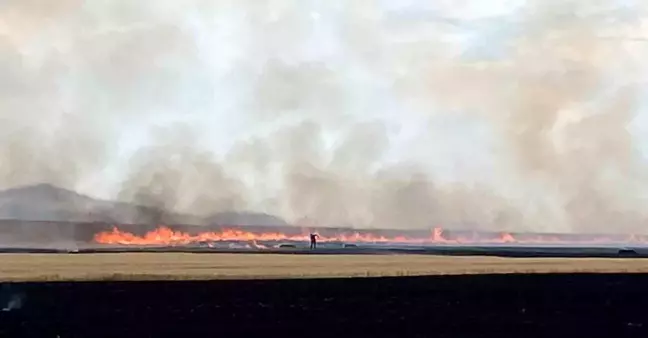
xmin=2 ymin=0 xmax=648 ymax=233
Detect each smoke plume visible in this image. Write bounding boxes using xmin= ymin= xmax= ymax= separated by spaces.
xmin=1 ymin=0 xmax=648 ymax=233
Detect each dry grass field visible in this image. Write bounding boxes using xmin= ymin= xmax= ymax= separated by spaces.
xmin=2 ymin=253 xmax=648 ymax=281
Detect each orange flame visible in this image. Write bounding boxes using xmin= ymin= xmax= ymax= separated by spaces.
xmin=93 ymin=226 xmax=648 ymax=247
xmin=94 ymin=226 xmax=411 ymax=246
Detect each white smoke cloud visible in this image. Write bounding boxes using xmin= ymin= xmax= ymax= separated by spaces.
xmin=1 ymin=0 xmax=648 ymax=232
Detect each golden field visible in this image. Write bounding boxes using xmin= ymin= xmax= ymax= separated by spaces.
xmin=1 ymin=253 xmax=648 ymax=282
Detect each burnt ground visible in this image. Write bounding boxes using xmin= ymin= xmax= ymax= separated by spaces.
xmin=3 ymin=244 xmax=648 ymax=258
xmin=1 ymin=274 xmax=648 ymax=338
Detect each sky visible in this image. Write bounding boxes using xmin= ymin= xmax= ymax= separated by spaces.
xmin=0 ymin=0 xmax=529 ymax=190
xmin=2 ymin=0 xmax=648 ymax=232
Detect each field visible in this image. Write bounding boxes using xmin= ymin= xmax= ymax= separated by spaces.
xmin=3 ymin=252 xmax=648 ymax=281
xmin=4 ymin=253 xmax=648 ymax=337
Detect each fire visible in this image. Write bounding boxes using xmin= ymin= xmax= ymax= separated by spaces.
xmin=94 ymin=226 xmax=414 ymax=246
xmin=93 ymin=225 xmax=648 ymax=247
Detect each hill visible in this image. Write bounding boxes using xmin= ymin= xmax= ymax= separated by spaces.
xmin=0 ymin=184 xmax=288 ymax=226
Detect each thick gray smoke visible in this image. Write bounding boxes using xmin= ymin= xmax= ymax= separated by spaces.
xmin=1 ymin=1 xmax=648 ymax=233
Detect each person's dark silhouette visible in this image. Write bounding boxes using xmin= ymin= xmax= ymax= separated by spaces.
xmin=310 ymin=233 xmax=319 ymax=249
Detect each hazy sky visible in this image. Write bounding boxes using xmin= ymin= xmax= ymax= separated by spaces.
xmin=2 ymin=1 xmax=648 ymax=231
xmin=0 ymin=0 xmax=535 ymax=194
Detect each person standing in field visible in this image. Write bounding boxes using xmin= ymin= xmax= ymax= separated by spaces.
xmin=310 ymin=233 xmax=319 ymax=250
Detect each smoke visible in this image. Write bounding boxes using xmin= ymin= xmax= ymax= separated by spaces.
xmin=404 ymin=0 xmax=648 ymax=233
xmin=1 ymin=0 xmax=648 ymax=233
xmin=0 ymin=284 xmax=24 ymax=312
xmin=118 ymin=125 xmax=250 ymax=223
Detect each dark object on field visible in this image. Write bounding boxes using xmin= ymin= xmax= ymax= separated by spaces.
xmin=278 ymin=244 xmax=297 ymax=248
xmin=343 ymin=244 xmax=358 ymax=248
xmin=618 ymin=248 xmax=638 ymax=257
xmin=310 ymin=233 xmax=319 ymax=250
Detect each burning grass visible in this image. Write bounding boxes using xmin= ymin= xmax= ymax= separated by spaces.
xmin=2 ymin=253 xmax=648 ymax=282
xmin=94 ymin=226 xmax=648 ymax=246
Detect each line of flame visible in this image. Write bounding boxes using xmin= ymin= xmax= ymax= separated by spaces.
xmin=93 ymin=226 xmax=648 ymax=246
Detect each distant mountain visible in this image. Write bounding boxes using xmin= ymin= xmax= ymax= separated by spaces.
xmin=0 ymin=183 xmax=110 ymax=221
xmin=0 ymin=183 xmax=172 ymax=224
xmin=0 ymin=183 xmax=288 ymax=227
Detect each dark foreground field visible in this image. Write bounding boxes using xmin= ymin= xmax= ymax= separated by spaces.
xmin=1 ymin=274 xmax=648 ymax=338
